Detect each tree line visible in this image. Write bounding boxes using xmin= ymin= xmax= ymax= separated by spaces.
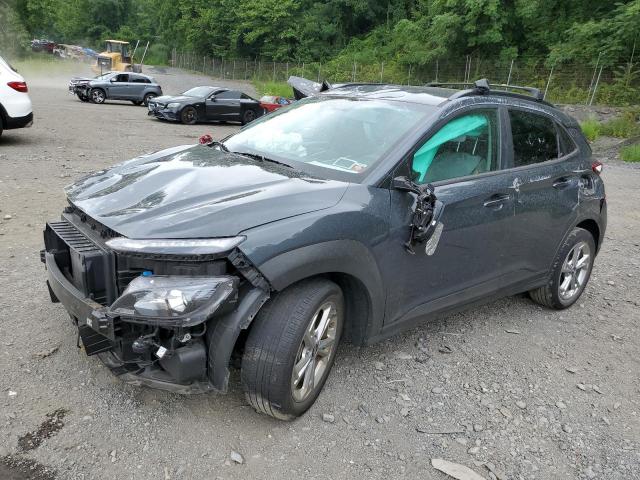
xmin=4 ymin=0 xmax=638 ymax=69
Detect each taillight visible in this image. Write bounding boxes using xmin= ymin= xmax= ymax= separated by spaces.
xmin=7 ymin=81 xmax=28 ymax=93
xmin=592 ymin=161 xmax=603 ymax=175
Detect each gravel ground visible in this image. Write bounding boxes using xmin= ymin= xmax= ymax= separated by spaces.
xmin=0 ymin=62 xmax=639 ymax=480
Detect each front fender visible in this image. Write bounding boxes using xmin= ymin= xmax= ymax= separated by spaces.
xmin=252 ymin=240 xmax=386 ymax=343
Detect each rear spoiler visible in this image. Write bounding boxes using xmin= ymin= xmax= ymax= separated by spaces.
xmin=287 ymin=76 xmax=333 ymax=99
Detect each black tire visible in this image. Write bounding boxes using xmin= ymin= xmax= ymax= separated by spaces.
xmin=143 ymin=93 xmax=156 ymax=106
xmin=180 ymin=106 xmax=197 ymax=125
xmin=529 ymin=227 xmax=596 ymax=309
xmin=241 ymin=279 xmax=344 ymax=420
xmin=0 ymin=121 xmax=3 ymax=138
xmin=77 ymin=93 xmax=90 ymax=102
xmin=90 ymin=88 xmax=106 ymax=104
xmin=241 ymin=109 xmax=257 ymax=125
xmin=131 ymin=100 xmax=143 ymax=106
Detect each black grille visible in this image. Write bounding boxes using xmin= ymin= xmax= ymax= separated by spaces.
xmin=44 ymin=220 xmax=111 ymax=305
xmin=48 ymin=221 xmax=101 ymax=254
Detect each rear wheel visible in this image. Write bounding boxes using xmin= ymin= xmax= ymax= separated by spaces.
xmin=241 ymin=109 xmax=257 ymax=125
xmin=143 ymin=93 xmax=156 ymax=106
xmin=90 ymin=88 xmax=106 ymax=104
xmin=180 ymin=106 xmax=197 ymax=125
xmin=529 ymin=227 xmax=595 ymax=309
xmin=241 ymin=279 xmax=343 ymax=420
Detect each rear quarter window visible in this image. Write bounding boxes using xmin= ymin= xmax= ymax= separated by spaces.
xmin=557 ymin=125 xmax=578 ymax=157
xmin=509 ymin=110 xmax=559 ymax=166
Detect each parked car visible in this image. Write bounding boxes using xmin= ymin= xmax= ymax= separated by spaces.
xmin=31 ymin=39 xmax=57 ymax=53
xmin=42 ymin=79 xmax=606 ymax=420
xmin=147 ymin=86 xmax=263 ymax=125
xmin=0 ymin=56 xmax=33 ymax=137
xmin=259 ymin=95 xmax=292 ymax=113
xmin=68 ymin=71 xmax=162 ymax=105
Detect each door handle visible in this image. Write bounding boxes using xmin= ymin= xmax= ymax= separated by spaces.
xmin=553 ymin=177 xmax=572 ymax=189
xmin=483 ymin=193 xmax=510 ymax=208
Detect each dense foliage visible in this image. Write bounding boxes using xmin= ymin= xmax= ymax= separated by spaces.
xmin=8 ymin=0 xmax=639 ymax=67
xmin=3 ymin=0 xmax=639 ymax=104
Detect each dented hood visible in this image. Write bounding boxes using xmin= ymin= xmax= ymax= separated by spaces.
xmin=65 ymin=145 xmax=348 ymax=239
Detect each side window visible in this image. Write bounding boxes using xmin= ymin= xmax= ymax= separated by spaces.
xmin=216 ymin=90 xmax=240 ymax=99
xmin=412 ymin=109 xmax=500 ymax=184
xmin=114 ymin=74 xmax=129 ymax=82
xmin=557 ymin=125 xmax=577 ymax=157
xmin=509 ymin=110 xmax=558 ymax=166
xmin=130 ymin=75 xmax=150 ymax=84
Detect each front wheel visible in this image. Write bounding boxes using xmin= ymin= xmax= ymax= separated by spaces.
xmin=77 ymin=92 xmax=90 ymax=102
xmin=241 ymin=279 xmax=344 ymax=420
xmin=90 ymin=88 xmax=105 ymax=104
xmin=131 ymin=100 xmax=143 ymax=106
xmin=529 ymin=227 xmax=596 ymax=309
xmin=180 ymin=106 xmax=197 ymax=125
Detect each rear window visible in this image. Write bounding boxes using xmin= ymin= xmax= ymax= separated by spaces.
xmin=509 ymin=110 xmax=558 ymax=166
xmin=131 ymin=76 xmax=151 ymax=84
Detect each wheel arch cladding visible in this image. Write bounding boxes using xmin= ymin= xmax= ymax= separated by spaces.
xmin=254 ymin=240 xmax=385 ymax=345
xmin=575 ymin=219 xmax=600 ymax=252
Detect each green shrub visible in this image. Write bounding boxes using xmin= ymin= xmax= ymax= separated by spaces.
xmin=581 ymin=119 xmax=601 ymax=142
xmin=600 ymin=111 xmax=640 ymax=138
xmin=620 ymin=144 xmax=640 ymax=162
xmin=142 ymin=44 xmax=170 ymax=66
xmin=253 ymin=80 xmax=292 ymax=98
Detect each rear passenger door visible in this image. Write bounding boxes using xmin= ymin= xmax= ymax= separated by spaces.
xmin=506 ymin=108 xmax=582 ymax=280
xmin=128 ymin=74 xmax=149 ymax=100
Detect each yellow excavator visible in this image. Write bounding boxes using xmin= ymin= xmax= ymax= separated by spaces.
xmin=92 ymin=40 xmax=148 ymax=74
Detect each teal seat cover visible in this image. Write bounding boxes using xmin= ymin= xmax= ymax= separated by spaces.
xmin=412 ymin=114 xmax=488 ymax=182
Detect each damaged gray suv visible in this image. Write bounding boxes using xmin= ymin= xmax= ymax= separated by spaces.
xmin=42 ymin=79 xmax=606 ymax=420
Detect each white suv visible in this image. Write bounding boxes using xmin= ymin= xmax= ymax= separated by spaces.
xmin=0 ymin=55 xmax=33 ymax=137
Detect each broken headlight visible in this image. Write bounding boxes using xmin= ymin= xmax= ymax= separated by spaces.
xmin=108 ymin=276 xmax=237 ymax=326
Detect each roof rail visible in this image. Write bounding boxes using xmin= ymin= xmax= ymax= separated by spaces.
xmin=426 ymin=78 xmax=546 ymax=103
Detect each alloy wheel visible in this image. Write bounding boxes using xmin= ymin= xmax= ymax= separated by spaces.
xmin=291 ymin=301 xmax=339 ymax=402
xmin=92 ymin=90 xmax=105 ymax=103
xmin=558 ymin=240 xmax=592 ymax=301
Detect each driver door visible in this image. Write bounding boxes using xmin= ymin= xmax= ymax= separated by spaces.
xmin=381 ymin=107 xmax=521 ymax=325
xmin=207 ymin=90 xmax=242 ymax=121
xmin=108 ymin=73 xmax=130 ymax=99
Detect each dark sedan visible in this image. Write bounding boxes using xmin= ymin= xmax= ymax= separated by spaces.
xmin=147 ymin=86 xmax=264 ymax=125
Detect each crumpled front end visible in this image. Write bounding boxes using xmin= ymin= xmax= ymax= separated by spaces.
xmin=41 ymin=207 xmax=258 ymax=394
xmin=68 ymin=78 xmax=91 ymax=96
xmin=147 ymin=100 xmax=179 ymax=121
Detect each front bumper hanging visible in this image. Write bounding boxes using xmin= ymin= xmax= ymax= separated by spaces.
xmin=42 ymin=218 xmax=244 ymax=394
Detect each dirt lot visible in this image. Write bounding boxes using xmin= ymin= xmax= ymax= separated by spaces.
xmin=0 ymin=62 xmax=639 ymax=480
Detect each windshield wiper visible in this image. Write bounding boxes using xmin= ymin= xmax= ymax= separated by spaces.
xmin=232 ymin=151 xmax=293 ymax=169
xmin=209 ymin=141 xmax=229 ymax=152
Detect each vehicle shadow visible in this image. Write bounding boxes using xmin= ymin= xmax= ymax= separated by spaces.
xmin=0 ymin=134 xmax=39 ymax=147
